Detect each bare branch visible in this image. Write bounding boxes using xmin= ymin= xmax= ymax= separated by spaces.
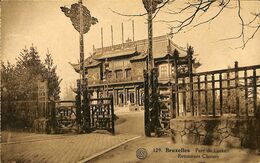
xmin=110 ymin=0 xmax=260 ymax=49
xmin=152 ymin=0 xmax=171 ymax=20
xmin=193 ymin=0 xmax=231 ymax=28
xmin=219 ymin=0 xmax=246 ymax=48
xmin=165 ymin=0 xmax=217 ymax=34
xmin=109 ymin=8 xmax=147 ymax=17
xmin=237 ymin=25 xmax=260 ymax=49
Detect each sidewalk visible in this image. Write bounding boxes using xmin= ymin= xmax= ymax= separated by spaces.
xmin=1 ymin=131 xmax=139 ymax=163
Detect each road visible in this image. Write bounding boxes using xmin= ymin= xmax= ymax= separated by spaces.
xmin=92 ymin=111 xmax=260 ymax=163
xmin=115 ymin=111 xmax=145 ymax=136
xmin=1 ymin=110 xmax=259 ymax=163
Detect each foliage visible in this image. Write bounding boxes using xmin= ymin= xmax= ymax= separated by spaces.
xmin=1 ymin=45 xmax=61 ymax=102
xmin=43 ymin=51 xmax=62 ymax=100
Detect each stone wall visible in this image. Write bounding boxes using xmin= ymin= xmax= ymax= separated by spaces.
xmin=170 ymin=117 xmax=260 ymax=149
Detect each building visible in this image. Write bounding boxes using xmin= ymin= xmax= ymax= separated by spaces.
xmin=70 ymin=35 xmax=191 ymax=108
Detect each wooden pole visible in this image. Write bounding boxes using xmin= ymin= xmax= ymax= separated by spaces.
xmin=212 ymin=74 xmax=216 ymax=117
xmin=205 ymin=75 xmax=208 ymax=116
xmin=219 ymin=73 xmax=223 ymax=116
xmin=244 ymin=70 xmax=248 ymax=117
xmin=227 ymin=72 xmax=231 ymax=113
xmin=183 ymin=78 xmax=187 ymax=116
xmin=253 ymin=69 xmax=257 ymax=117
xmin=188 ymin=48 xmax=194 ymax=116
xmin=197 ymin=76 xmax=201 ymax=116
xmin=121 ymin=22 xmax=124 ymax=47
xmin=234 ymin=61 xmax=239 ymax=116
xmin=111 ymin=25 xmax=114 ymax=47
xmin=132 ymin=20 xmax=135 ymax=41
xmin=101 ymin=27 xmax=104 ymax=50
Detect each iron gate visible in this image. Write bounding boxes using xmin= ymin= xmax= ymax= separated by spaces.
xmin=49 ymin=97 xmax=115 ymax=134
xmin=56 ymin=103 xmax=77 ymax=131
xmin=89 ymin=97 xmax=115 ymax=134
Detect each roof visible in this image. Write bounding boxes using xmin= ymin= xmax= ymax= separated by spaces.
xmin=70 ymin=35 xmax=187 ymax=72
xmin=69 ymin=57 xmax=101 ymax=73
xmin=94 ymin=48 xmax=136 ymax=60
xmin=94 ymin=35 xmax=186 ymax=59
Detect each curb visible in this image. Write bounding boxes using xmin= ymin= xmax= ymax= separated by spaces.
xmin=77 ymin=135 xmax=141 ymax=163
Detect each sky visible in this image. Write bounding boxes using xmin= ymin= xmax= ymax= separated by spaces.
xmin=1 ymin=0 xmax=260 ymax=99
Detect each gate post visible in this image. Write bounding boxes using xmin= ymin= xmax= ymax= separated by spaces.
xmin=111 ymin=97 xmax=115 ymax=135
xmin=234 ymin=61 xmax=240 ymax=116
xmin=173 ymin=50 xmax=179 ymax=118
xmin=152 ymin=68 xmax=162 ymax=136
xmin=76 ymin=79 xmax=82 ymax=125
xmin=144 ymin=69 xmax=151 ymax=137
xmin=50 ymin=100 xmax=56 ymax=133
xmin=187 ymin=46 xmax=194 ymax=116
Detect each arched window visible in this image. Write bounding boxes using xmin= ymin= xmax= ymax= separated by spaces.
xmin=119 ymin=93 xmax=124 ymax=104
xmin=129 ymin=92 xmax=135 ymax=103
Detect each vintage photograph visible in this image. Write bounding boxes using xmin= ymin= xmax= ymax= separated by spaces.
xmin=1 ymin=0 xmax=260 ymax=162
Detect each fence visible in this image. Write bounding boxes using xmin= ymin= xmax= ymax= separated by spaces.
xmin=1 ymin=100 xmax=49 ymax=129
xmin=1 ymin=80 xmax=49 ymax=130
xmin=173 ymin=62 xmax=260 ymax=118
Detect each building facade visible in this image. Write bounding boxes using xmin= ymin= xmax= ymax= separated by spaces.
xmin=71 ymin=35 xmax=191 ymax=108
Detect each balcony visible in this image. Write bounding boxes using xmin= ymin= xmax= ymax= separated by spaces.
xmin=88 ymin=76 xmax=144 ymax=87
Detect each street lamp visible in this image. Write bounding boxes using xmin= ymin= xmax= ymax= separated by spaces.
xmin=60 ymin=0 xmax=98 ymax=130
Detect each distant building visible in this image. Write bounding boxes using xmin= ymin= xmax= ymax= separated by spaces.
xmin=71 ymin=35 xmax=192 ymax=107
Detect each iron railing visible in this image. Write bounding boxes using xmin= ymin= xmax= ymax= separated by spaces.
xmin=173 ymin=62 xmax=260 ymax=118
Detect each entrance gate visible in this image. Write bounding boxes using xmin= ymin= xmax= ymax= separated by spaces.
xmin=89 ymin=98 xmax=115 ymax=134
xmin=49 ymin=97 xmax=115 ymax=134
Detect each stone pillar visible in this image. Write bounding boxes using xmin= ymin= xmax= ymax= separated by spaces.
xmin=179 ymin=93 xmax=183 ymax=115
xmin=134 ymin=86 xmax=138 ymax=105
xmin=124 ymin=87 xmax=127 ymax=105
xmin=137 ymin=88 xmax=140 ymax=106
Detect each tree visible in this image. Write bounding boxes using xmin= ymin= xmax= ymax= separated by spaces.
xmin=111 ymin=0 xmax=260 ymax=49
xmin=1 ymin=45 xmax=62 ymax=101
xmin=14 ymin=46 xmax=45 ymax=100
xmin=44 ymin=50 xmax=62 ymax=100
xmin=1 ymin=61 xmax=16 ymax=101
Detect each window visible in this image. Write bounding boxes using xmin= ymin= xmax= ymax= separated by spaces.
xmin=115 ymin=70 xmax=123 ymax=79
xmin=160 ymin=65 xmax=168 ymax=78
xmin=129 ymin=92 xmax=135 ymax=103
xmin=105 ymin=71 xmax=112 ymax=80
xmin=125 ymin=69 xmax=131 ymax=78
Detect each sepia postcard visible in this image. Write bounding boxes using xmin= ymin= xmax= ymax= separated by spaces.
xmin=1 ymin=0 xmax=260 ymax=162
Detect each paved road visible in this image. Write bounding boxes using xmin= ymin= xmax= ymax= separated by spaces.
xmin=1 ymin=133 xmax=138 ymax=163
xmin=2 ymin=111 xmax=259 ymax=163
xmin=1 ymin=111 xmax=144 ymax=163
xmin=115 ymin=111 xmax=144 ymax=136
xmin=92 ymin=111 xmax=260 ymax=163
xmin=92 ymin=136 xmax=260 ymax=163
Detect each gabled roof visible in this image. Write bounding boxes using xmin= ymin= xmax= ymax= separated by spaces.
xmin=69 ymin=58 xmax=101 ymax=73
xmin=93 ymin=35 xmax=186 ymax=59
xmin=94 ymin=48 xmax=136 ymax=60
xmin=70 ymin=35 xmax=187 ymax=73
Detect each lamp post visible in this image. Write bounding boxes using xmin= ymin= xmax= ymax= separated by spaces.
xmin=142 ymin=0 xmax=163 ymax=137
xmin=103 ymin=58 xmax=110 ymax=98
xmin=61 ymin=0 xmax=98 ymax=130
